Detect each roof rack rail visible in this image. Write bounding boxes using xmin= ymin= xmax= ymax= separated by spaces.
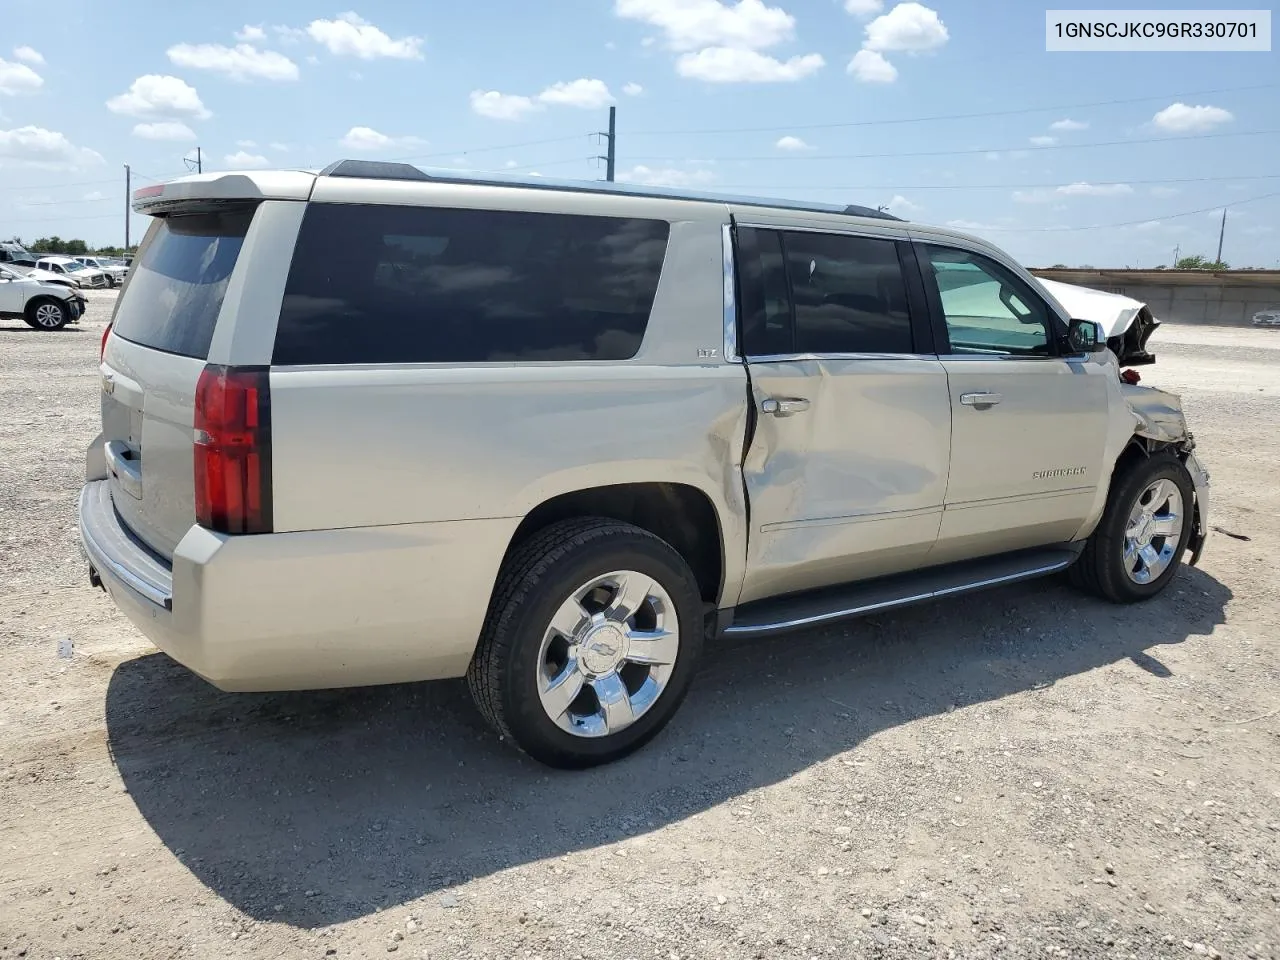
xmin=316 ymin=159 xmax=907 ymax=221
xmin=318 ymin=159 xmax=431 ymax=181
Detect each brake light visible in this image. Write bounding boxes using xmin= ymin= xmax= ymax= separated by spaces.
xmin=100 ymin=321 xmax=112 ymax=361
xmin=193 ymin=365 xmax=272 ymax=534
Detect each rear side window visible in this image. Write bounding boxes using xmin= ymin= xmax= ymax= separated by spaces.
xmin=783 ymin=231 xmax=914 ymax=355
xmin=110 ymin=206 xmax=255 ymax=359
xmin=273 ymin=204 xmax=671 ymax=365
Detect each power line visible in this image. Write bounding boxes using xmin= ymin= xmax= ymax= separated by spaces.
xmin=4 ymin=212 xmax=121 ymax=226
xmin=390 ymin=134 xmax=595 ymax=163
xmin=627 ymin=82 xmax=1280 ymax=136
xmin=627 ymin=128 xmax=1279 ymax=163
xmin=0 ymin=177 xmax=119 ymax=194
xmin=706 ymin=174 xmax=1280 ymax=192
xmin=14 ymin=196 xmax=115 ymax=207
xmin=965 ymin=190 xmax=1280 ymax=233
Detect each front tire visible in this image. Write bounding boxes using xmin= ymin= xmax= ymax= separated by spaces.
xmin=468 ymin=518 xmax=704 ymax=769
xmin=24 ymin=298 xmax=70 ymax=330
xmin=1070 ymin=452 xmax=1194 ymax=603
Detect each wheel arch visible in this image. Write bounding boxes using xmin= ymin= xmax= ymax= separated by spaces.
xmin=503 ymin=481 xmax=728 ymax=606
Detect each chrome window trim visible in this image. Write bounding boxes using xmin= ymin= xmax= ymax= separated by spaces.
xmin=735 ymin=220 xmax=909 ymax=242
xmin=721 ymin=223 xmax=741 ymax=363
xmin=744 ymin=351 xmax=937 ymax=363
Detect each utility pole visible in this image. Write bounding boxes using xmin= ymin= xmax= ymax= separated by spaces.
xmin=596 ymin=106 xmax=616 ymax=182
xmin=1173 ymin=243 xmax=1180 ymax=266
xmin=1215 ymin=208 xmax=1227 ymax=266
xmin=185 ymin=148 xmax=203 ymax=175
xmin=124 ymin=164 xmax=131 ymax=250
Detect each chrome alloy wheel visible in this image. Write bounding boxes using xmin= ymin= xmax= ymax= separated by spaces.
xmin=33 ymin=303 xmax=65 ymax=328
xmin=1123 ymin=478 xmax=1184 ymax=584
xmin=536 ymin=570 xmax=680 ymax=738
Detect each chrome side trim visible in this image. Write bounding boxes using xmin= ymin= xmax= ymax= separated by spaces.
xmin=735 ymin=220 xmax=908 ymax=242
xmin=723 ymin=556 xmax=1074 ymax=635
xmin=721 ymin=223 xmax=740 ymax=363
xmin=745 ymin=351 xmax=936 ymax=363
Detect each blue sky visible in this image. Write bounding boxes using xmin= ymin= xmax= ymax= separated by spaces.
xmin=1 ymin=0 xmax=1277 ymax=266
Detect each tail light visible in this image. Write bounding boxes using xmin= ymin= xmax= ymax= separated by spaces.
xmin=193 ymin=365 xmax=272 ymax=534
xmin=100 ymin=321 xmax=112 ymax=361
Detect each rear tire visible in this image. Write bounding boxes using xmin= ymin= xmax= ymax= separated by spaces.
xmin=24 ymin=298 xmax=69 ymax=331
xmin=1069 ymin=452 xmax=1194 ymax=603
xmin=468 ymin=518 xmax=704 ymax=769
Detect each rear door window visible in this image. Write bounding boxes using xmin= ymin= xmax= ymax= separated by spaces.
xmin=110 ymin=205 xmax=256 ymax=359
xmin=273 ymin=204 xmax=671 ymax=365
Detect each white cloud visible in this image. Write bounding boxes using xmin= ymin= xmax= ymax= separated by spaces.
xmin=1012 ymin=189 xmax=1052 ymax=204
xmin=306 ymin=12 xmax=423 ymax=60
xmin=847 ymin=48 xmax=897 ymax=82
xmin=1151 ymin=102 xmax=1233 ymax=133
xmin=235 ymin=25 xmax=267 ymax=42
xmin=617 ymin=164 xmax=717 ymax=188
xmin=537 ymin=78 xmax=613 ymax=109
xmin=469 ymin=89 xmax=543 ymax=121
xmin=223 ymin=150 xmax=270 ymax=169
xmin=273 ymin=25 xmax=308 ymax=43
xmin=676 ymin=47 xmax=824 ymax=82
xmin=84 ymin=190 xmax=104 ymax=201
xmin=13 ymin=46 xmax=44 ymax=66
xmin=269 ymin=141 xmax=289 ymax=151
xmin=236 ymin=139 xmax=257 ymax=148
xmin=886 ymin=194 xmax=920 ymax=215
xmin=504 ymin=159 xmax=519 ymax=168
xmin=0 ymin=125 xmax=102 ymax=168
xmin=1029 ymin=135 xmax=1057 ymax=146
xmin=338 ymin=125 xmax=425 ymax=151
xmin=775 ymin=135 xmax=811 ymax=151
xmin=615 ymin=0 xmax=795 ymax=52
xmin=106 ymin=75 xmax=211 ymax=120
xmin=844 ymin=0 xmax=884 ymax=15
xmin=0 ymin=58 xmax=43 ymax=95
xmin=132 ymin=121 xmax=197 ymax=141
xmin=1150 ymin=185 xmax=1180 ymax=197
xmin=167 ymin=43 xmax=299 ymax=82
xmin=1056 ymin=181 xmax=1133 ymax=197
xmin=623 ymin=81 xmax=645 ymax=96
xmin=1049 ymin=118 xmax=1088 ymax=132
xmin=863 ymin=2 xmax=949 ymax=52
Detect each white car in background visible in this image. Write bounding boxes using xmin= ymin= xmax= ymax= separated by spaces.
xmin=73 ymin=255 xmax=128 ymax=286
xmin=30 ymin=256 xmax=111 ymax=290
xmin=0 ymin=263 xmax=85 ymax=329
xmin=1251 ymin=306 xmax=1280 ymax=327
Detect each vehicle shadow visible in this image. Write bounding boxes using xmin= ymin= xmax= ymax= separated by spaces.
xmin=105 ymin=568 xmax=1230 ymax=928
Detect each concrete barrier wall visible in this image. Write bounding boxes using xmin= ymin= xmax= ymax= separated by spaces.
xmin=1116 ymin=283 xmax=1280 ymax=326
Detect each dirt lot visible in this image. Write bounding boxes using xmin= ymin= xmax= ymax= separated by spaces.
xmin=1 ymin=294 xmax=1277 ymax=960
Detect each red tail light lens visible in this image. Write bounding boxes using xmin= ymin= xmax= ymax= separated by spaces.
xmin=100 ymin=321 xmax=112 ymax=361
xmin=193 ymin=365 xmax=272 ymax=534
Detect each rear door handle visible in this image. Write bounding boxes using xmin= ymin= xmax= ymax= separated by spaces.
xmin=761 ymin=397 xmax=811 ymax=416
xmin=959 ymin=392 xmax=1003 ymax=408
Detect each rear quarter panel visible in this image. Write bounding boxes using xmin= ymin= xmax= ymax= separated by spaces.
xmin=266 ymin=211 xmax=750 ymax=599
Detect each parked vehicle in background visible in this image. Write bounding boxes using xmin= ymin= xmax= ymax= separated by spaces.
xmin=0 ymin=241 xmax=35 ymax=265
xmin=73 ymin=255 xmax=128 ymax=286
xmin=79 ymin=163 xmax=1210 ymax=769
xmin=0 ymin=263 xmax=85 ymax=329
xmin=1252 ymin=306 xmax=1280 ymax=327
xmin=32 ymin=256 xmax=111 ymax=289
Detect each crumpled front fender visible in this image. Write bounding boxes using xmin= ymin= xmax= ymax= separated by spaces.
xmin=1122 ymin=383 xmax=1189 ymax=444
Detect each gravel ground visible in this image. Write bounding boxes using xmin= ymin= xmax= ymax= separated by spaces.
xmin=1 ymin=295 xmax=1277 ymax=960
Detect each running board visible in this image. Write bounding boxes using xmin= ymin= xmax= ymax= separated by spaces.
xmin=722 ymin=545 xmax=1082 ymax=637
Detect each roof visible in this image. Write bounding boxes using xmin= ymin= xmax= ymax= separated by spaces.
xmin=1032 ymin=267 xmax=1280 ymax=289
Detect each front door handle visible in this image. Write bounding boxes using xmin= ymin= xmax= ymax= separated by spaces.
xmin=761 ymin=397 xmax=811 ymax=416
xmin=959 ymin=392 xmax=1003 ymax=408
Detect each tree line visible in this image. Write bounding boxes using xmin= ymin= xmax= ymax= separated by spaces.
xmin=8 ymin=236 xmax=137 ymax=258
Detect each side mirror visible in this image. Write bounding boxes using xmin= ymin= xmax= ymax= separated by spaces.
xmin=1066 ymin=317 xmax=1106 ymax=354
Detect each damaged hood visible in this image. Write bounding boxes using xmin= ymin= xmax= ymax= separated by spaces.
xmin=1037 ymin=277 xmax=1161 ymax=367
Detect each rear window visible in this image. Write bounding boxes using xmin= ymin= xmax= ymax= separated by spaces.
xmin=273 ymin=203 xmax=670 ymax=365
xmin=110 ymin=206 xmax=255 ymax=359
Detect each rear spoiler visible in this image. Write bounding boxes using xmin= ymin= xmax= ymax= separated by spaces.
xmin=131 ymin=171 xmax=317 ymax=215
